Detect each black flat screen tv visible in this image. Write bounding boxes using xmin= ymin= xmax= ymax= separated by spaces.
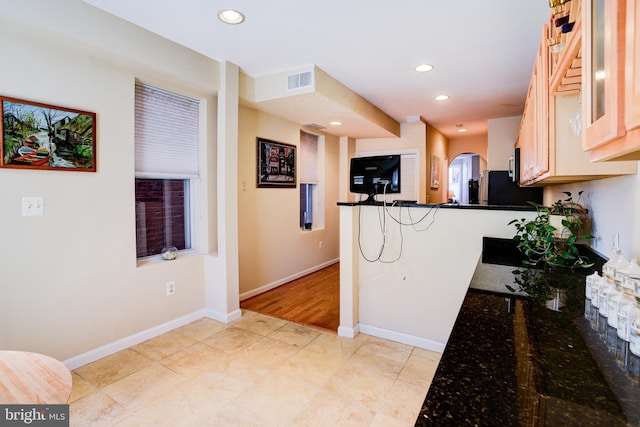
xmin=350 ymin=155 xmax=401 ymax=204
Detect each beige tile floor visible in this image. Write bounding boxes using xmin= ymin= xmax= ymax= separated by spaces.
xmin=69 ymin=311 xmax=441 ymax=426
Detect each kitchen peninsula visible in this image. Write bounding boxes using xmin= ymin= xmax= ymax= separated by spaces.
xmin=337 ymin=202 xmax=537 ymax=349
xmin=338 ymin=203 xmax=640 ymax=425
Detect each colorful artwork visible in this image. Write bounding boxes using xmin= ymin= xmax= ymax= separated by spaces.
xmin=1 ymin=96 xmax=96 ymax=171
xmin=256 ymin=137 xmax=296 ymax=188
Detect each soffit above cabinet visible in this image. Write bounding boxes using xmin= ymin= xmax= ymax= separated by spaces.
xmin=239 ymin=66 xmax=401 ymax=139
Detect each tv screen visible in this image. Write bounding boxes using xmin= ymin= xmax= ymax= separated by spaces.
xmin=350 ymin=155 xmax=401 ymax=203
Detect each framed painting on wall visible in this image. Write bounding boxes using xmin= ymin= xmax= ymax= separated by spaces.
xmin=256 ymin=137 xmax=296 ymax=188
xmin=0 ymin=96 xmax=96 ymax=172
xmin=431 ymin=154 xmax=441 ymax=189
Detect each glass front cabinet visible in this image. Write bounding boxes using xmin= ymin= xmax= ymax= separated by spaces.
xmin=585 ymin=0 xmax=640 ymax=161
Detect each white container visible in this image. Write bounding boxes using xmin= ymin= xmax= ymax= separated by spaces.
xmin=630 ymin=314 xmax=640 ymax=357
xmin=591 ymin=276 xmax=606 ymax=308
xmin=598 ymin=279 xmax=616 ymax=318
xmin=618 ymin=301 xmax=638 ymax=341
xmin=585 ymin=271 xmax=599 ymax=300
xmin=607 ymin=289 xmax=623 ymax=328
xmin=615 ymin=258 xmax=633 ymax=290
xmin=603 ymin=248 xmax=625 ymax=281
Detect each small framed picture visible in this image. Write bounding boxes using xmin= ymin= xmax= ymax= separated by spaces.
xmin=431 ymin=154 xmax=440 ymax=189
xmin=1 ymin=96 xmax=96 ymax=172
xmin=256 ymin=137 xmax=296 ymax=188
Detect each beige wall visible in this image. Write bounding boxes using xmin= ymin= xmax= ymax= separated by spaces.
xmin=426 ymin=124 xmax=449 ymax=204
xmin=448 ymin=134 xmax=488 ymax=168
xmin=0 ymin=2 xmax=221 ymax=361
xmin=237 ymin=106 xmax=340 ymax=297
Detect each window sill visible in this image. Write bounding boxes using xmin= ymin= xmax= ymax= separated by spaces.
xmin=136 ymin=249 xmax=201 ymax=268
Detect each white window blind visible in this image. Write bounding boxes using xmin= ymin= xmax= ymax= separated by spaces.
xmin=135 ymin=82 xmax=199 ymax=175
xmin=299 ymin=131 xmax=318 ymax=183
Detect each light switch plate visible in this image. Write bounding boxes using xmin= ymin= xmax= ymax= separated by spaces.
xmin=22 ymin=196 xmax=44 ymax=216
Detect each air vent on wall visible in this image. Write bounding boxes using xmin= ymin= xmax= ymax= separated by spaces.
xmin=287 ymin=70 xmax=314 ymax=91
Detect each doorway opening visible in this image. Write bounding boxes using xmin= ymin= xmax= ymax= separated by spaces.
xmin=448 ymin=154 xmax=482 ymax=204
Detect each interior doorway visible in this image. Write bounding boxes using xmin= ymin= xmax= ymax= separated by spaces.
xmin=448 ymin=154 xmax=482 ymax=204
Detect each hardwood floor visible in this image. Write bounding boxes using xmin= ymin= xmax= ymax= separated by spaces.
xmin=240 ymin=263 xmax=340 ymax=333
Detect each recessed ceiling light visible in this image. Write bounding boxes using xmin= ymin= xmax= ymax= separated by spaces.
xmin=434 ymin=95 xmax=449 ymax=101
xmin=330 ymin=121 xmax=342 ymax=126
xmin=218 ymin=9 xmax=245 ymax=24
xmin=415 ymin=64 xmax=433 ymax=73
xmin=457 ymin=128 xmax=468 ymax=133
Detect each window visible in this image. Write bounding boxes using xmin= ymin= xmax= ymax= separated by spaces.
xmin=299 ymin=131 xmax=323 ymax=230
xmin=134 ymin=82 xmax=199 ymax=258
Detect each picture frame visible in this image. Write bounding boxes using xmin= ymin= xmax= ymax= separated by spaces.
xmin=256 ymin=137 xmax=296 ymax=188
xmin=1 ymin=96 xmax=96 ymax=172
xmin=430 ymin=154 xmax=441 ymax=189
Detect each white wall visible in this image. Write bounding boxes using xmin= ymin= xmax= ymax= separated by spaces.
xmin=0 ymin=1 xmax=222 ymax=363
xmin=545 ymin=168 xmax=640 ymax=260
xmin=487 ymin=116 xmax=520 ymax=170
xmin=340 ymin=205 xmax=537 ymax=350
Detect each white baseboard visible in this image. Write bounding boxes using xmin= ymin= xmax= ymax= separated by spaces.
xmin=203 ymin=308 xmax=243 ymax=323
xmin=358 ymin=324 xmax=445 ymax=353
xmin=337 ymin=324 xmax=360 ymax=339
xmin=239 ymin=258 xmax=339 ymax=301
xmin=63 ymin=309 xmax=206 ymax=370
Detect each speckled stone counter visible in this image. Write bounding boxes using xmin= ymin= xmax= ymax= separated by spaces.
xmin=416 ymin=238 xmax=640 ymax=426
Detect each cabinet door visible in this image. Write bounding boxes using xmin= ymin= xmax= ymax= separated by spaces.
xmin=582 ymin=0 xmax=626 ymax=150
xmin=518 ymin=29 xmax=549 ymax=184
xmin=626 ymin=0 xmax=640 ymax=131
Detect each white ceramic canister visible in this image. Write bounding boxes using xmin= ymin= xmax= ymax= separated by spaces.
xmin=630 ymin=313 xmax=640 ymax=357
xmin=616 ymin=258 xmax=637 ymax=292
xmin=598 ymin=278 xmax=616 ymax=318
xmin=617 ymin=299 xmax=636 ymax=340
xmin=603 ymin=248 xmax=623 ymax=281
xmin=607 ymin=288 xmax=623 ymax=328
xmin=585 ymin=271 xmax=600 ymax=300
xmin=613 ymin=257 xmax=633 ymax=291
xmin=591 ymin=276 xmax=606 ymax=308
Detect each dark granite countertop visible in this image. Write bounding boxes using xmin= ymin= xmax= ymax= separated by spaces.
xmin=416 ymin=238 xmax=640 ymax=426
xmin=337 ymin=201 xmax=538 ymax=211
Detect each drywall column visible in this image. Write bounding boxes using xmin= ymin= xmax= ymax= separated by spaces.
xmin=338 ymin=205 xmax=360 ymax=338
xmin=339 ymin=136 xmax=356 ymax=202
xmin=204 ymin=61 xmax=242 ymax=322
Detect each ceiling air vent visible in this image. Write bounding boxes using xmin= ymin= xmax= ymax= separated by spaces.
xmin=303 ymin=123 xmax=326 ymax=131
xmin=287 ymin=70 xmax=314 ymax=91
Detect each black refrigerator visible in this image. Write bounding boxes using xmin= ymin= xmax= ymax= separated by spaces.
xmin=480 ymin=170 xmax=543 ymax=206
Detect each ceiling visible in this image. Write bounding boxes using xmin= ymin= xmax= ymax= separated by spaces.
xmin=83 ymin=0 xmax=550 ymax=140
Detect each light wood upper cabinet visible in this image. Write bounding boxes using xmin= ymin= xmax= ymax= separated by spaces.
xmin=625 ymin=0 xmax=640 ymax=131
xmin=585 ymin=0 xmax=640 ymax=161
xmin=517 ymin=27 xmax=549 ymax=184
xmin=517 ymin=0 xmax=637 ymax=185
xmin=582 ymin=0 xmax=626 ymax=150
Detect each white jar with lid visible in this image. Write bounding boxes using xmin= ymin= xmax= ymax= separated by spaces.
xmin=615 ymin=258 xmax=634 ymax=291
xmin=618 ymin=301 xmax=638 ymax=341
xmin=598 ymin=278 xmax=616 ymax=317
xmin=629 ymin=313 xmax=640 ymax=357
xmin=603 ymin=248 xmax=625 ymax=281
xmin=591 ymin=276 xmax=606 ymax=308
xmin=585 ymin=271 xmax=599 ymax=300
xmin=607 ymin=288 xmax=623 ymax=328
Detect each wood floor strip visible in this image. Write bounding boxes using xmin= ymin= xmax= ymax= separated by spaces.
xmin=240 ymin=263 xmax=340 ymax=333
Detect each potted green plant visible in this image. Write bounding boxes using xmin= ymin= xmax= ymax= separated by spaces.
xmin=548 ymin=191 xmax=590 ymax=240
xmin=508 ymin=191 xmax=594 ymax=269
xmin=507 ymin=192 xmax=595 ymax=310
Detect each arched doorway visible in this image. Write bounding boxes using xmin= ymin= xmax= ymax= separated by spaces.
xmin=448 ymin=153 xmax=483 ymax=204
